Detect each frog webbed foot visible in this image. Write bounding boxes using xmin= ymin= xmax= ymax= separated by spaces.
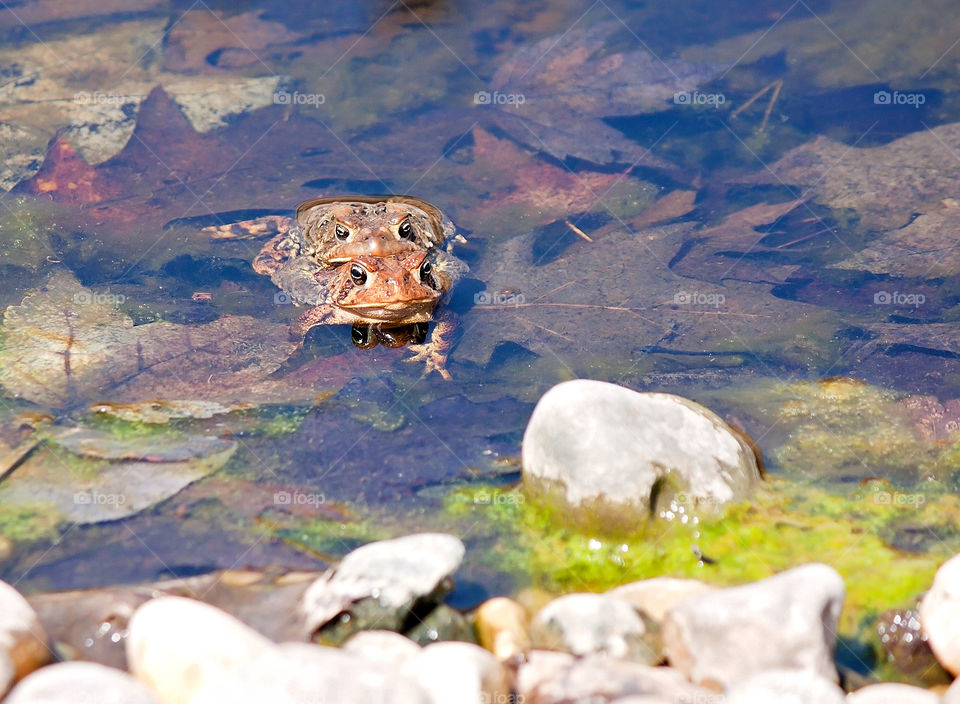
xmin=405 ymin=343 xmax=452 ymax=381
xmin=404 ymin=313 xmax=456 ymax=381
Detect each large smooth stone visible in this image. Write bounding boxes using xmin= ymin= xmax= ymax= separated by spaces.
xmin=127 ymin=596 xmax=430 ymax=704
xmin=725 ymin=669 xmax=846 ymax=704
xmin=523 ymin=655 xmax=714 ymax=704
xmin=530 ymin=593 xmax=657 ymax=663
xmin=126 ymin=596 xmax=276 ymax=704
xmin=343 ymin=630 xmax=422 ymax=668
xmin=662 ymin=563 xmax=844 ymax=689
xmin=847 ymin=682 xmax=941 ymax=704
xmin=0 ymin=579 xmax=51 ymax=686
xmin=403 ymin=641 xmax=510 ymax=704
xmin=607 ymin=577 xmax=715 ymax=623
xmin=920 ymin=552 xmax=960 ymax=675
xmin=300 ymin=533 xmax=465 ymax=641
xmin=522 ymin=380 xmax=760 ymax=529
xmin=4 ymin=661 xmax=160 ymax=704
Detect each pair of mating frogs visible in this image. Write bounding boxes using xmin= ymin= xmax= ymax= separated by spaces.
xmin=243 ymin=195 xmax=466 ymax=380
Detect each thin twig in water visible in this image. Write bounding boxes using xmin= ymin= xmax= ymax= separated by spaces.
xmin=731 ymin=79 xmax=783 ymax=133
xmin=565 ymin=219 xmax=594 ymax=242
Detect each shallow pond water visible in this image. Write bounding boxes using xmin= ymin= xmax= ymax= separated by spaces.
xmin=1 ymin=0 xmax=959 ymax=684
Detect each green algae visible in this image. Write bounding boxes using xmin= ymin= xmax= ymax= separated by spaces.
xmin=0 ymin=501 xmax=61 ymax=543
xmin=442 ymin=477 xmax=953 ymax=639
xmin=717 ymin=377 xmax=960 ymax=483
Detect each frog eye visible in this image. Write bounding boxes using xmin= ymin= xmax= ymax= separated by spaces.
xmin=350 ymin=263 xmax=368 ymax=285
xmin=335 ymin=223 xmax=350 ymax=241
xmin=420 ymin=260 xmax=432 ymax=277
xmin=398 ymin=218 xmax=414 ymax=240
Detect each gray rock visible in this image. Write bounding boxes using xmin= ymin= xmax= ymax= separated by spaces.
xmin=4 ymin=661 xmax=160 ymax=704
xmin=725 ymin=669 xmax=846 ymax=704
xmin=516 ymin=650 xmax=576 ymax=700
xmin=268 ymin=643 xmax=430 ymax=704
xmin=530 ymin=593 xmax=658 ymax=663
xmin=525 ymin=655 xmax=714 ymax=704
xmin=522 ymin=380 xmax=760 ymax=530
xmin=0 ymin=579 xmax=51 ymax=686
xmin=608 ymin=577 xmax=716 ymax=624
xmin=847 ymin=682 xmax=941 ymax=704
xmin=343 ymin=630 xmax=422 ymax=668
xmin=300 ymin=533 xmax=465 ymax=643
xmin=403 ymin=641 xmax=510 ymax=704
xmin=921 ymin=552 xmax=960 ymax=675
xmin=662 ymin=563 xmax=844 ymax=689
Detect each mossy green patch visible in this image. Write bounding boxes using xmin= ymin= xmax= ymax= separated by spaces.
xmin=721 ymin=377 xmax=960 ymax=483
xmin=0 ymin=502 xmax=61 ymax=543
xmin=443 ymin=477 xmax=952 ymax=638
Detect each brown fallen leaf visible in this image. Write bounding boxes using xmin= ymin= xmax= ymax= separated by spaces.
xmin=486 ymin=20 xmax=723 ymax=168
xmin=455 ymin=216 xmax=842 ymax=368
xmin=0 ymin=0 xmax=164 ymax=30
xmin=0 ymin=269 xmax=355 ymax=409
xmin=628 ymin=189 xmax=698 ymax=229
xmin=832 ymin=206 xmax=960 ymax=278
xmin=163 ymin=10 xmax=301 ymax=73
xmin=670 ymin=200 xmax=805 ymax=284
xmin=468 ymin=127 xmax=626 ymax=228
xmin=745 ymin=122 xmax=960 ymax=233
xmin=863 ymin=322 xmax=960 ymax=357
xmin=16 ymin=135 xmax=120 ymax=204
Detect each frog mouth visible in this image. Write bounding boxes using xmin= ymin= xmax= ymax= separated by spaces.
xmin=339 ymin=297 xmax=439 ymax=322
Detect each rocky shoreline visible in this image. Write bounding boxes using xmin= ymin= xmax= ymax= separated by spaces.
xmin=2 ymin=532 xmax=960 ymax=702
xmin=2 ymin=380 xmax=957 ymax=702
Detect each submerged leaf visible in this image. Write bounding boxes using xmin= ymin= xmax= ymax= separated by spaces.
xmin=0 ymin=269 xmax=350 ymax=409
xmin=670 ymin=200 xmax=806 ymax=284
xmin=0 ymin=434 xmax=236 ymax=524
xmin=455 ymin=217 xmax=841 ymax=369
xmin=51 ymin=427 xmax=236 ymax=462
xmin=747 ymin=122 xmax=960 ymax=233
xmin=486 ymin=20 xmax=724 ymax=167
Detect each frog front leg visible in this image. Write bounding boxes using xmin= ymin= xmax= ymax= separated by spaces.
xmin=292 ymin=305 xmax=336 ymax=340
xmin=405 ymin=310 xmax=458 ymax=381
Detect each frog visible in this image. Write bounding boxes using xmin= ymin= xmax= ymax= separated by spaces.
xmin=258 ymin=247 xmax=464 ymax=380
xmin=296 ymin=194 xmax=455 ymax=265
xmin=223 ymin=194 xmax=461 ymax=272
xmin=247 ymin=195 xmax=467 ymax=379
